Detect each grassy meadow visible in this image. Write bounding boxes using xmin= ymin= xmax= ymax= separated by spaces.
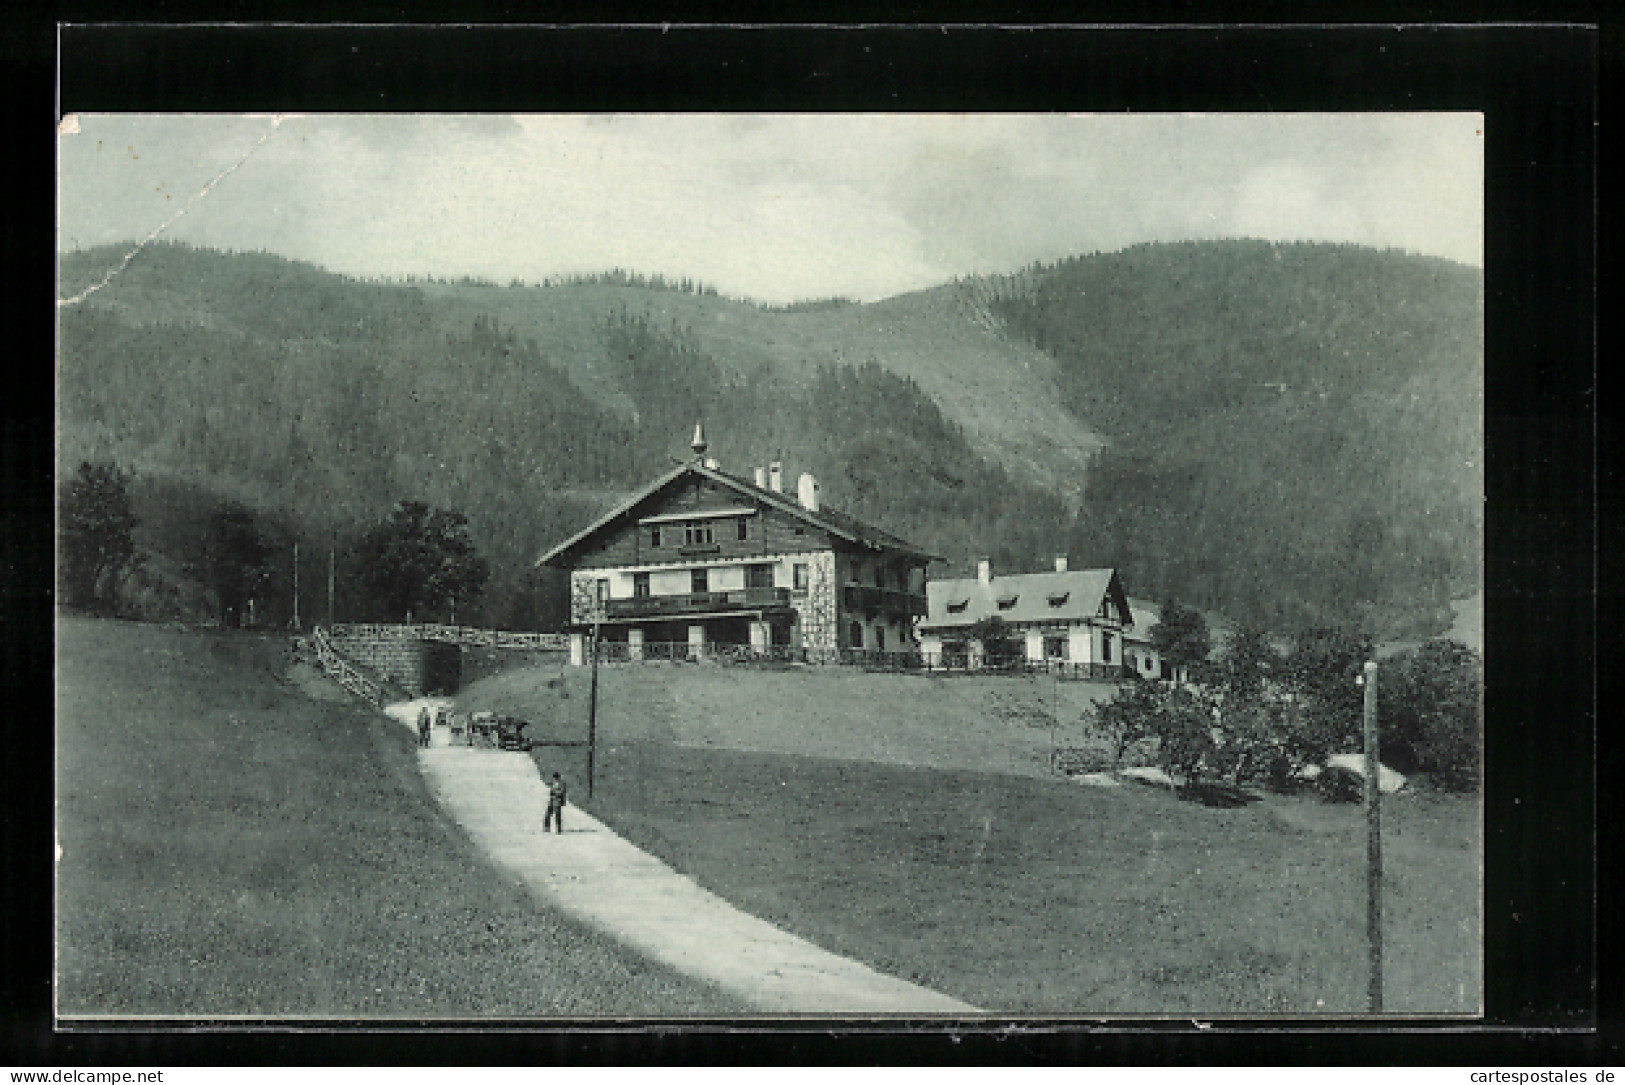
xmin=54 ymin=616 xmax=742 ymax=1017
xmin=463 ymin=659 xmax=1481 ymax=1016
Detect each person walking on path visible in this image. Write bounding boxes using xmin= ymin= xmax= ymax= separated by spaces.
xmin=544 ymin=772 xmax=567 ymax=834
xmin=418 ymin=706 xmax=432 ymax=748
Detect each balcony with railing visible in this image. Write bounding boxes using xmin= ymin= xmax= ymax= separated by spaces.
xmin=841 ymin=584 xmax=929 ymax=618
xmin=603 ymin=586 xmax=793 ymax=620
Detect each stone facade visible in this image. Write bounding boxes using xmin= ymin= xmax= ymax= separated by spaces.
xmin=569 ymin=571 xmax=599 ymax=626
xmin=329 ymin=635 xmax=461 ymax=696
xmin=791 ymin=550 xmax=838 ymax=654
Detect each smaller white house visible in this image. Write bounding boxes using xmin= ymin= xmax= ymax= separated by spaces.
xmin=917 ymin=557 xmax=1134 ymax=676
xmin=1122 ymin=598 xmax=1172 ymax=681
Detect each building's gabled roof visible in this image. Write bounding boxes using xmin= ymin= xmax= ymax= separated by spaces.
xmin=535 ymin=461 xmax=940 ymax=567
xmin=1123 ymin=596 xmax=1244 ymax=654
xmin=1123 ymin=597 xmax=1162 ymax=645
xmin=921 ymin=568 xmax=1130 ymax=631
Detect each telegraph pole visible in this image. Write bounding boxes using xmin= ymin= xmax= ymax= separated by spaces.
xmin=587 ymin=616 xmax=601 ymax=799
xmin=1362 ymin=659 xmax=1384 ymax=1014
xmin=327 ymin=544 xmax=336 ymax=627
xmin=291 ymin=541 xmax=300 ymax=631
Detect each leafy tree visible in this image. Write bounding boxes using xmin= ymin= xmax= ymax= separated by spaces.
xmin=1282 ymin=624 xmax=1374 ymax=764
xmin=1151 ymin=599 xmax=1211 ymax=683
xmin=1089 ymin=674 xmax=1163 ymax=765
xmin=58 ymin=461 xmax=139 ymax=614
xmin=358 ymin=501 xmax=490 ymax=622
xmin=1154 ymin=684 xmax=1219 ymax=783
xmin=200 ymin=503 xmax=275 ymax=628
xmin=1378 ymin=639 xmax=1482 ymax=791
xmin=967 ymin=615 xmax=1023 ymax=669
xmin=1215 ymin=621 xmax=1279 ymax=701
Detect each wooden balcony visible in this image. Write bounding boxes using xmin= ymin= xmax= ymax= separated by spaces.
xmin=841 ymin=584 xmax=929 ymax=617
xmin=604 ymin=587 xmax=793 ymax=620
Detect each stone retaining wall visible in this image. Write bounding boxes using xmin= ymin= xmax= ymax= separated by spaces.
xmin=329 ymin=636 xmax=462 ymax=696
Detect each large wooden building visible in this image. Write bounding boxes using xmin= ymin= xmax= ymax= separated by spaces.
xmin=536 ymin=428 xmax=936 ymax=663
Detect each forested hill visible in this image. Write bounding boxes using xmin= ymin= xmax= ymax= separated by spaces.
xmin=56 ymin=240 xmax=1481 ymax=638
xmin=994 ymin=240 xmax=1483 ymax=634
xmin=55 ymin=244 xmax=1076 ymax=629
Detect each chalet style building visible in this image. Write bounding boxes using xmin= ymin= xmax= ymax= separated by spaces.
xmin=917 ymin=558 xmax=1137 ymax=677
xmin=537 ymin=427 xmax=936 ymax=664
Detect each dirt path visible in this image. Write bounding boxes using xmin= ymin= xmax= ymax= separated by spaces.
xmin=384 ymin=699 xmax=979 ymax=1015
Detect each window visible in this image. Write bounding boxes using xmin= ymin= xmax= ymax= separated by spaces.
xmin=633 ymin=572 xmax=650 ymax=598
xmin=793 ymin=563 xmax=809 ymax=591
xmin=874 ymin=565 xmax=886 ymax=588
xmin=1044 ymin=635 xmax=1068 ymax=660
xmin=947 ymin=599 xmax=969 ymax=614
xmin=996 ymin=594 xmax=1019 ymax=610
xmin=876 ymin=625 xmax=886 ymax=651
xmin=1047 ymin=592 xmax=1070 ymax=607
xmin=746 ymin=564 xmax=774 ymax=590
xmin=691 ymin=568 xmax=709 ymax=594
xmin=596 ymin=579 xmax=610 ymax=605
xmin=650 ymin=525 xmax=662 ymax=548
xmin=684 ymin=522 xmax=715 ymax=547
xmin=737 ymin=518 xmax=750 ymax=542
xmin=1101 ymin=632 xmax=1113 ymax=663
xmin=850 ymin=621 xmax=864 ymax=649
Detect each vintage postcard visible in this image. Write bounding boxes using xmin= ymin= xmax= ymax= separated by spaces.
xmin=55 ymin=111 xmax=1485 ymax=1022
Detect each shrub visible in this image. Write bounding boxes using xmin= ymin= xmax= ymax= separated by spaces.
xmin=1089 ymin=675 xmax=1164 ymax=766
xmin=1378 ymin=639 xmax=1482 ymax=791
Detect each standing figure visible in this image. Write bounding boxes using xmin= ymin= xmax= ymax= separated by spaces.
xmin=417 ymin=706 xmax=432 ymax=748
xmin=543 ymin=772 xmax=567 ymax=834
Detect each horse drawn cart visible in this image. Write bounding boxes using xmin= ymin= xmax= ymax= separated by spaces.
xmin=460 ymin=711 xmax=530 ymax=750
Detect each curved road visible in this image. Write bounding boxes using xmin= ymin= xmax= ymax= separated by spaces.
xmin=385 ymin=699 xmax=979 ymax=1016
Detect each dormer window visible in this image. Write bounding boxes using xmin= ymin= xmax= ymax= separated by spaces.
xmin=996 ymin=594 xmax=1019 ymax=610
xmin=947 ymin=599 xmax=969 ymax=614
xmin=1047 ymin=592 xmax=1070 ymax=607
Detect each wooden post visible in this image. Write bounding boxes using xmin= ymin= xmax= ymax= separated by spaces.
xmin=1363 ymin=659 xmax=1383 ymax=1013
xmin=587 ymin=618 xmax=600 ymax=799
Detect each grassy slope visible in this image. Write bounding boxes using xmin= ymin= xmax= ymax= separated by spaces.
xmin=54 ymin=617 xmax=742 ymax=1017
xmin=460 ymin=663 xmax=1479 ymax=1015
xmin=459 ymin=662 xmax=1122 ymax=780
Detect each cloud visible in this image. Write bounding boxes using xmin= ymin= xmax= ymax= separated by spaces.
xmin=59 ymin=112 xmax=1483 ymax=303
xmin=1228 ymin=160 xmax=1369 ymax=246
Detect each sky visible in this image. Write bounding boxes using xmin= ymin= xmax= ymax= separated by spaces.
xmin=58 ymin=112 xmax=1483 ymax=305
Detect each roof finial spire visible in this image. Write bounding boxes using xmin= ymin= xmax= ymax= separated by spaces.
xmin=690 ymin=420 xmax=708 ymax=462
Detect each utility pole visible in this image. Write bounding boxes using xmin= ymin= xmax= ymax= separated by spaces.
xmin=327 ymin=544 xmax=336 ymax=627
xmin=291 ymin=541 xmax=300 ymax=631
xmin=1362 ymin=659 xmax=1384 ymax=1014
xmin=587 ymin=616 xmax=601 ymax=799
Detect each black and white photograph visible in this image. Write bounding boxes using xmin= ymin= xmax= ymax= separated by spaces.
xmin=54 ymin=110 xmax=1488 ymax=1021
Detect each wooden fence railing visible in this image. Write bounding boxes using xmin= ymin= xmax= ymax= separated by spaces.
xmin=324 ymin=623 xmax=569 ymax=652
xmin=582 ymin=640 xmax=1130 ymax=680
xmin=306 ymin=627 xmax=390 ymax=707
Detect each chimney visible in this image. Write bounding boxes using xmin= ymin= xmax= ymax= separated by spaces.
xmin=978 ymin=559 xmax=992 ymax=585
xmin=1054 ymin=555 xmax=1068 ymax=573
xmin=768 ymin=461 xmax=783 ymax=492
xmin=690 ymin=421 xmax=708 ymax=462
xmin=704 ymin=457 xmax=719 ymax=470
xmin=754 ymin=466 xmax=767 ymax=488
xmin=797 ymin=472 xmax=820 ymax=512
